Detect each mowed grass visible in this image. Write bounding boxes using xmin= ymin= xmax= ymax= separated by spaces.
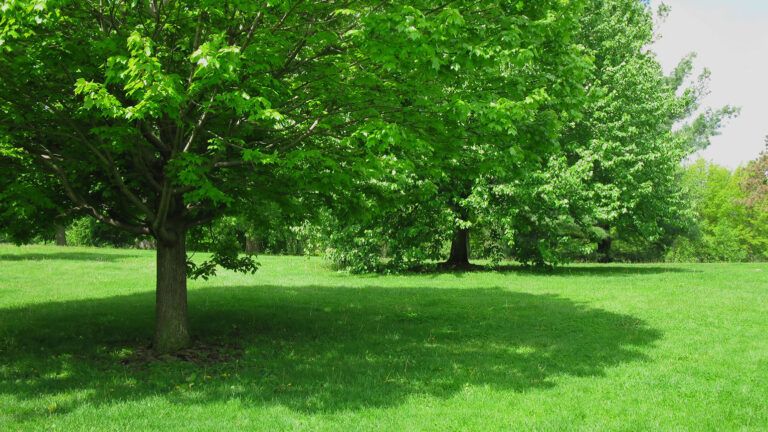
xmin=0 ymin=245 xmax=766 ymax=431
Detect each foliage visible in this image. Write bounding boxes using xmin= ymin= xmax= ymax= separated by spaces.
xmin=0 ymin=140 xmax=65 ymax=243
xmin=316 ymin=0 xmax=736 ymax=270
xmin=63 ymin=217 xmax=143 ymax=248
xmin=739 ymin=151 xmax=768 ymax=257
xmin=740 ymin=148 xmax=768 ymax=211
xmin=0 ymin=0 xmax=594 ymax=261
xmin=496 ymin=0 xmax=736 ymax=266
xmin=667 ymin=158 xmax=768 ymax=262
xmin=317 ymin=0 xmax=592 ymax=270
xmin=0 ymin=0 xmax=605 ymax=347
xmin=482 ymin=155 xmax=599 ymax=266
xmin=63 ymin=217 xmax=95 ymax=247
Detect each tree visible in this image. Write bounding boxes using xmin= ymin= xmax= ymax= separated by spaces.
xmin=493 ymin=0 xmax=737 ymax=265
xmin=667 ymin=159 xmax=767 ymax=262
xmin=740 ymin=146 xmax=768 ymax=211
xmin=319 ymin=0 xmax=591 ymax=270
xmin=738 ymin=151 xmax=768 ymax=258
xmin=318 ymin=0 xmax=739 ymax=270
xmin=417 ymin=0 xmax=590 ymax=268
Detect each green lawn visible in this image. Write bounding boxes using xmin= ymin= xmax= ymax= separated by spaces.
xmin=0 ymin=245 xmax=766 ymax=431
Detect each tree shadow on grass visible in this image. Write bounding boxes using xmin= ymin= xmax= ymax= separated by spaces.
xmin=0 ymin=252 xmax=135 ymax=262
xmin=0 ymin=284 xmax=661 ymax=420
xmin=495 ymin=265 xmax=697 ymax=277
xmin=407 ymin=263 xmax=697 ymax=277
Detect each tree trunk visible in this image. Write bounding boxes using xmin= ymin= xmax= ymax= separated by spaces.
xmin=244 ymin=234 xmax=259 ymax=255
xmin=154 ymin=228 xmax=190 ymax=353
xmin=445 ymin=228 xmax=471 ymax=268
xmin=597 ymin=235 xmax=613 ymax=263
xmin=54 ymin=224 xmax=67 ymax=246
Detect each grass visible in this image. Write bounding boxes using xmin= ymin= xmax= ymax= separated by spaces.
xmin=0 ymin=244 xmax=766 ymax=431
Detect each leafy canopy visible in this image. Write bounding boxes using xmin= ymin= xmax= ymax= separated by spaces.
xmin=0 ymin=0 xmax=592 ymax=274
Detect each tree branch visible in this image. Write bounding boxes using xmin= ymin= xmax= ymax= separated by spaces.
xmin=39 ymin=153 xmax=151 ymax=236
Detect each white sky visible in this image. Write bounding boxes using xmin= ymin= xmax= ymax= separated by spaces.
xmin=650 ymin=0 xmax=768 ymax=168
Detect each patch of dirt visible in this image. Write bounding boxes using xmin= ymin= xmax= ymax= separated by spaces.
xmin=120 ymin=340 xmax=243 ymax=366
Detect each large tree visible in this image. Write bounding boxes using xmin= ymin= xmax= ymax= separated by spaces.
xmin=317 ymin=0 xmax=591 ymax=271
xmin=1 ymin=0 xmax=554 ymax=351
xmin=319 ymin=0 xmax=737 ymax=270
xmin=492 ymin=0 xmax=737 ymax=265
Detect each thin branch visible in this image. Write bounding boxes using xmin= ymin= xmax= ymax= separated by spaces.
xmin=138 ymin=121 xmax=170 ymax=155
xmin=182 ymin=95 xmax=215 ymax=152
xmin=241 ymin=10 xmax=264 ymax=51
xmin=271 ymin=0 xmax=305 ymax=33
xmin=39 ymin=153 xmax=151 ymax=236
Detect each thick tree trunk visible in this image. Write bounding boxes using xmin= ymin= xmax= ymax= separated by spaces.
xmin=54 ymin=224 xmax=67 ymax=246
xmin=154 ymin=228 xmax=190 ymax=353
xmin=445 ymin=228 xmax=471 ymax=268
xmin=597 ymin=235 xmax=613 ymax=263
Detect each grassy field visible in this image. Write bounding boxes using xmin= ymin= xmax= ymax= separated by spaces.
xmin=0 ymin=244 xmax=766 ymax=431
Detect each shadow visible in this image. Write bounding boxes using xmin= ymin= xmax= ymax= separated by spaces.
xmin=0 ymin=252 xmax=135 ymax=262
xmin=493 ymin=265 xmax=697 ymax=277
xmin=405 ymin=263 xmax=697 ymax=277
xmin=0 ymin=284 xmax=661 ymax=419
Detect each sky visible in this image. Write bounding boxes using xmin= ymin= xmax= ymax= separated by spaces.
xmin=650 ymin=0 xmax=768 ymax=168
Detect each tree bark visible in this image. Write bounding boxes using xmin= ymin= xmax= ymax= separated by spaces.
xmin=597 ymin=235 xmax=613 ymax=263
xmin=54 ymin=224 xmax=67 ymax=246
xmin=445 ymin=227 xmax=471 ymax=268
xmin=244 ymin=234 xmax=259 ymax=255
xmin=154 ymin=226 xmax=190 ymax=353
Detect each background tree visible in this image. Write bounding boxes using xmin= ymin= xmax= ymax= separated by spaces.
xmin=740 ymin=141 xmax=768 ymax=211
xmin=318 ymin=0 xmax=736 ymax=270
xmin=493 ymin=0 xmax=737 ymax=265
xmin=737 ymin=149 xmax=768 ymax=258
xmin=667 ymin=158 xmax=767 ymax=262
xmin=319 ymin=0 xmax=591 ymax=271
